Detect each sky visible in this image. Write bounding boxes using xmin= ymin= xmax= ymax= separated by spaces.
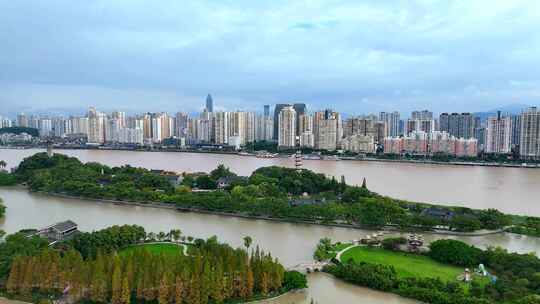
xmin=1 ymin=0 xmax=540 ymax=117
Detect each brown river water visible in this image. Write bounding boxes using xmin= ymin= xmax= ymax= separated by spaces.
xmin=1 ymin=148 xmax=540 ymax=303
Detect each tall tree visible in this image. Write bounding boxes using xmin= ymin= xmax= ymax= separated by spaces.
xmin=121 ymin=277 xmax=131 ymax=304
xmin=111 ymin=261 xmax=123 ymax=304
xmin=243 ymin=236 xmax=253 ymax=252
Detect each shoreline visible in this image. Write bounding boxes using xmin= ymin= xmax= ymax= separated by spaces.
xmin=2 ymin=145 xmax=539 ymax=169
xmin=29 ymin=189 xmax=505 ymax=237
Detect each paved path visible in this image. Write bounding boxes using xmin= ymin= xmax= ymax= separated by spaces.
xmin=335 ymin=244 xmax=360 ymax=262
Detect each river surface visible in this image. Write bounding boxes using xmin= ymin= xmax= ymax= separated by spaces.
xmin=2 ymin=148 xmax=540 ymax=215
xmin=2 ymin=149 xmax=540 ymax=303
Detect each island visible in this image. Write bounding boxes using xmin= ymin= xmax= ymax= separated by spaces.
xmin=2 ymin=152 xmax=538 ymax=236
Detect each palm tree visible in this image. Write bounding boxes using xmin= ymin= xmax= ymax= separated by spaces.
xmin=157 ymin=231 xmax=166 ymax=241
xmin=169 ymin=229 xmax=182 ymax=243
xmin=243 ymin=236 xmax=253 ymax=251
xmin=0 ymin=160 xmax=6 ymax=170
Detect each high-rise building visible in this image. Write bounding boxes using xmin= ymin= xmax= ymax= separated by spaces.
xmin=485 ymin=111 xmax=512 ymax=154
xmin=341 ymin=135 xmax=375 ymax=153
xmin=38 ymin=117 xmax=53 ymax=137
xmin=405 ymin=119 xmax=435 ymax=135
xmin=520 ymin=107 xmax=540 ymax=159
xmin=379 ymin=111 xmax=400 ymax=136
xmin=411 ymin=110 xmax=433 ymax=120
xmin=264 ymin=105 xmax=270 ymax=118
xmin=511 ymin=115 xmax=522 ymax=148
xmin=273 ymin=103 xmax=305 ymax=140
xmin=293 ymin=103 xmax=306 ymax=137
xmin=175 ymin=112 xmax=189 ymax=138
xmin=273 ymin=104 xmax=289 ymax=140
xmin=278 ymin=106 xmax=296 ymax=148
xmin=17 ymin=113 xmax=28 ymax=128
xmin=439 ymin=113 xmax=475 ymax=139
xmin=206 ymin=94 xmax=214 ymax=112
xmin=88 ymin=107 xmax=105 ymax=144
xmin=212 ymin=112 xmax=229 ymax=144
xmin=255 ymin=114 xmax=273 ymax=142
xmin=314 ymin=109 xmax=342 ymax=151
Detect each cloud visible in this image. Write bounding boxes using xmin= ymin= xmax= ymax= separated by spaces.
xmin=0 ymin=0 xmax=539 ymax=116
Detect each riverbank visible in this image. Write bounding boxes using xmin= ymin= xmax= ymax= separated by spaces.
xmin=3 ymin=145 xmax=539 ymax=169
xmin=30 ymin=189 xmax=505 ymax=237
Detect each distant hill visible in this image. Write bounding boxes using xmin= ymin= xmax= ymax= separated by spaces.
xmin=474 ymin=103 xmax=534 ymax=121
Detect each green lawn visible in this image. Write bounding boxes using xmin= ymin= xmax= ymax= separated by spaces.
xmin=120 ymin=243 xmax=184 ymax=256
xmin=340 ymin=246 xmax=466 ymax=282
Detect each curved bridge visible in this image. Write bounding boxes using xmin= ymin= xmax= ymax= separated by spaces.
xmin=288 ymin=261 xmax=329 ymax=273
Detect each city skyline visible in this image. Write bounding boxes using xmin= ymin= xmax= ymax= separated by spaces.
xmin=1 ymin=1 xmax=540 ymax=115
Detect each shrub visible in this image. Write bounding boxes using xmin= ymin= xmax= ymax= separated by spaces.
xmin=381 ymin=237 xmax=407 ymax=251
xmin=428 ymin=240 xmax=482 ymax=267
xmin=282 ymin=271 xmax=307 ymax=290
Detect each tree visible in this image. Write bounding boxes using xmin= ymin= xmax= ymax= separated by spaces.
xmin=175 ymin=275 xmax=185 ymax=304
xmin=243 ymin=236 xmax=253 ymax=251
xmin=195 ymin=175 xmax=217 ymax=190
xmin=158 ymin=273 xmax=171 ymax=304
xmin=170 ymin=229 xmax=182 ymax=243
xmin=0 ymin=160 xmax=6 ymax=169
xmin=429 ymin=239 xmax=482 ymax=267
xmin=111 ymin=261 xmax=123 ymax=304
xmin=121 ymin=277 xmax=131 ymax=304
xmin=283 ymin=271 xmax=307 ymax=290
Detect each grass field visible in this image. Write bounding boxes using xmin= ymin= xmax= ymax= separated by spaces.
xmin=340 ymin=246 xmax=466 ymax=282
xmin=120 ymin=243 xmax=184 ymax=256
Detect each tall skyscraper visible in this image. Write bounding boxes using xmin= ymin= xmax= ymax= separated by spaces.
xmin=485 ymin=111 xmax=512 ymax=154
xmin=520 ymin=107 xmax=540 ymax=159
xmin=264 ymin=105 xmax=270 ymax=118
xmin=278 ymin=106 xmax=296 ymax=148
xmin=206 ymin=94 xmax=214 ymax=112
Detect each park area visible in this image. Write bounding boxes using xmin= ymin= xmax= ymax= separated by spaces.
xmin=119 ymin=242 xmax=185 ymax=256
xmin=339 ymin=245 xmax=484 ymax=284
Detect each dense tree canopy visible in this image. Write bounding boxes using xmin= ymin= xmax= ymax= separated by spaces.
xmin=2 ymin=225 xmax=303 ymax=304
xmin=10 ymin=153 xmax=518 ymax=234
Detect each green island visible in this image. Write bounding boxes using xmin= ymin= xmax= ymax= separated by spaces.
xmin=1 ymin=152 xmax=539 ymax=236
xmin=0 ymin=224 xmax=307 ymax=304
xmin=316 ymin=237 xmax=540 ymax=304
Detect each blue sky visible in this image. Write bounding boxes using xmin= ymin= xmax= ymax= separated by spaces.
xmin=1 ymin=1 xmax=539 ymax=116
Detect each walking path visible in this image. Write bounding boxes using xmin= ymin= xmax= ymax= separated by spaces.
xmin=335 ymin=244 xmax=359 ymax=262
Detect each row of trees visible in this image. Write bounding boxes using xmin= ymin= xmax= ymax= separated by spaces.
xmin=12 ymin=153 xmax=514 ymax=234
xmin=3 ymin=224 xmax=305 ymax=304
xmin=6 ymin=243 xmax=287 ymax=304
